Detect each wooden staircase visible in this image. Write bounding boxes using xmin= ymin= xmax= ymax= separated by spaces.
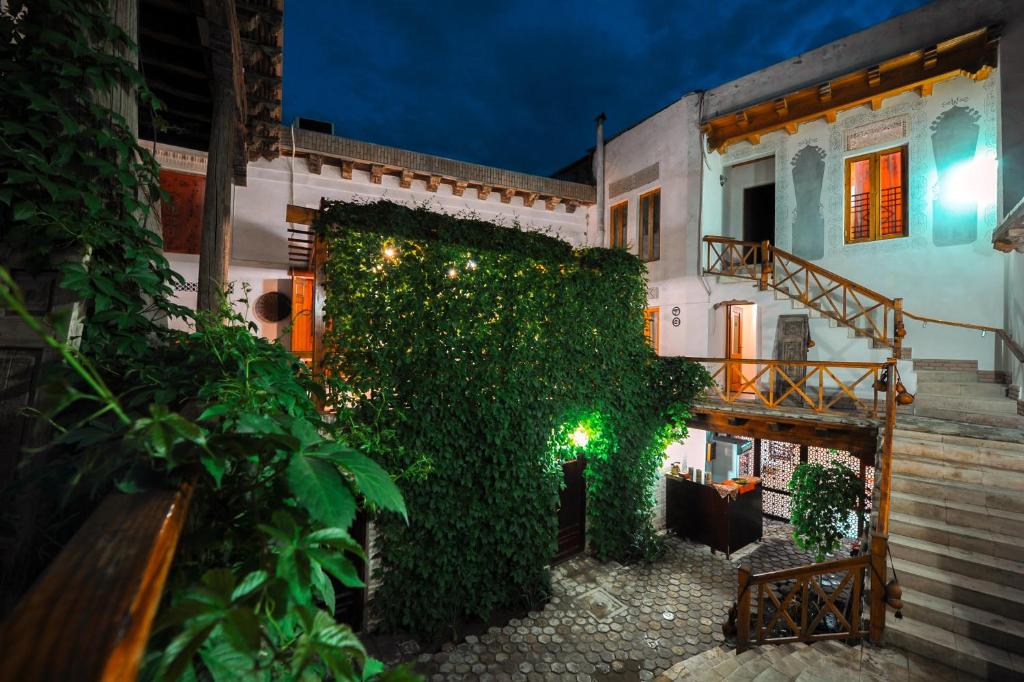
xmin=885 ymin=425 xmax=1024 ymax=680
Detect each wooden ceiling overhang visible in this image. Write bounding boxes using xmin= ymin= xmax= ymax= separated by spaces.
xmin=702 ymin=26 xmax=1000 ymax=153
xmin=138 ymin=0 xmax=283 ymax=184
xmin=688 ymin=401 xmax=880 ymax=463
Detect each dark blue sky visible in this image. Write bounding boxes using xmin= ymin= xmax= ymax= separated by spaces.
xmin=283 ymin=0 xmax=929 ymax=177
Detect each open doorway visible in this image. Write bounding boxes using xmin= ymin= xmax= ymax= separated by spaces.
xmin=743 ymin=183 xmax=775 ymax=245
xmin=723 ymin=155 xmax=775 ymax=247
xmin=725 ymin=302 xmax=758 ymax=394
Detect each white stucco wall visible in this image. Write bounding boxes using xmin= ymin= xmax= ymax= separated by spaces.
xmin=702 ymin=73 xmax=1006 ymax=372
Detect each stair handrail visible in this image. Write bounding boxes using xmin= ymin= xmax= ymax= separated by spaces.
xmin=902 ymin=310 xmax=1024 ymax=365
xmin=704 ymin=236 xmax=897 ymax=306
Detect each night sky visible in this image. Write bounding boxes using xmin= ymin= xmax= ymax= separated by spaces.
xmin=283 ymin=0 xmax=930 ymax=177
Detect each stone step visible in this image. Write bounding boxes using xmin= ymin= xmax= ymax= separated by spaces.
xmin=884 ymin=615 xmax=1023 ymax=681
xmin=890 ymin=490 xmax=1024 ymax=536
xmin=891 ymin=455 xmax=1024 ymax=493
xmin=913 ymin=369 xmax=981 ymax=383
xmin=892 ymin=435 xmax=1024 ymax=475
xmin=912 ymin=405 xmax=1024 ymax=429
xmin=898 ymin=587 xmax=1024 ymax=653
xmin=892 ymin=471 xmax=1024 ymax=515
xmin=913 ymin=359 xmax=980 ymax=372
xmin=890 ymin=511 xmax=1024 ymax=562
xmin=916 ymin=380 xmax=1008 ymax=398
xmin=914 ymin=394 xmax=1020 ymax=415
xmin=890 ymin=555 xmax=1024 ymax=621
xmin=889 ymin=532 xmax=1024 ymax=588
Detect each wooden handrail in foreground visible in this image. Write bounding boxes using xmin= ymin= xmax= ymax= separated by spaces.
xmin=735 ymin=553 xmax=871 ymax=652
xmin=0 ymin=486 xmax=192 ymax=682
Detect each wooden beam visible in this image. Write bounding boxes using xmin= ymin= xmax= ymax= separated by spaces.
xmin=477 ymin=185 xmax=492 ymax=200
xmin=286 ymin=204 xmax=319 ymax=225
xmin=369 ymin=164 xmax=383 ymax=184
xmin=197 ymin=0 xmax=241 ymax=311
xmin=703 ymin=27 xmax=997 ymax=152
xmin=545 ymin=196 xmax=561 ymax=211
xmin=687 ymin=408 xmax=877 ymax=461
xmin=452 ymin=180 xmax=467 ymax=197
xmin=426 ymin=175 xmax=441 ymax=192
xmin=341 ymin=160 xmax=353 ymax=180
xmin=500 ymin=188 xmax=515 ymax=204
xmin=565 ymin=200 xmax=579 ymax=214
xmin=306 ymin=153 xmax=323 ymax=175
xmin=523 ymin=192 xmax=538 ymax=208
xmin=399 ymin=169 xmax=414 ymax=189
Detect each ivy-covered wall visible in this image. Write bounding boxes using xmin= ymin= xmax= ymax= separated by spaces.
xmin=317 ymin=201 xmax=709 ymax=636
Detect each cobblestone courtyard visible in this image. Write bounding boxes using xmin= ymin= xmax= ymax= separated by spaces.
xmin=403 ymin=521 xmax=832 ymax=681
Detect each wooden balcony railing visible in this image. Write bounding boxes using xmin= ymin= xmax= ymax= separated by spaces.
xmin=0 ymin=487 xmax=191 ymax=682
xmin=703 ymin=237 xmax=904 ymax=356
xmin=687 ymin=357 xmax=890 ymax=418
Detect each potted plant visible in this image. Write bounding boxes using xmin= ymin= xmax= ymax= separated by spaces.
xmin=787 ymin=459 xmax=863 ymax=562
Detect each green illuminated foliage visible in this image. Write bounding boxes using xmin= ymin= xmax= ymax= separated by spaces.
xmin=316 ymin=201 xmax=712 ymax=636
xmin=788 ymin=459 xmax=864 ymax=562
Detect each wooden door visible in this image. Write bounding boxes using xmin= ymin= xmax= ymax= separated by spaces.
xmin=726 ymin=305 xmax=744 ymax=393
xmin=554 ymin=457 xmax=586 ymax=563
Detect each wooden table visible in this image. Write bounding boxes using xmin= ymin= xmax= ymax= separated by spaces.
xmin=666 ymin=475 xmax=762 ymax=558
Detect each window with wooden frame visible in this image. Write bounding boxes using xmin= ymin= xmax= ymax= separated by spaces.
xmin=638 ymin=188 xmax=661 ymax=261
xmin=844 ymin=146 xmax=907 ymax=243
xmin=643 ymin=307 xmax=660 ymax=353
xmin=610 ymin=201 xmax=628 ymax=249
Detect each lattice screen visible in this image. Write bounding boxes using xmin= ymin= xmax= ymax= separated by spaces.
xmin=760 ymin=440 xmax=802 ymax=519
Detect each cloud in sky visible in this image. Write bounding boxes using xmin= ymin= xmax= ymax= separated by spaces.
xmin=283 ymin=0 xmax=929 ymax=176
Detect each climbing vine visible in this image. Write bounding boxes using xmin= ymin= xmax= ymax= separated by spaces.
xmin=317 ymin=201 xmax=712 ymax=637
xmin=788 ymin=459 xmax=864 ymax=561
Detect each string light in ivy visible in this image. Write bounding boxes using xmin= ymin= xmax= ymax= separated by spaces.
xmin=447 ymin=267 xmax=458 ymax=279
xmin=572 ymin=426 xmax=590 ymax=448
xmin=383 ymin=245 xmax=398 ymax=260
xmin=467 ymin=259 xmax=478 ymax=271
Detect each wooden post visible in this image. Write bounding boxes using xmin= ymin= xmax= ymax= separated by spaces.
xmin=736 ymin=564 xmax=752 ymax=653
xmin=759 ymin=240 xmax=771 ymax=290
xmin=868 ymin=531 xmax=888 ymax=644
xmin=850 ymin=562 xmax=864 ymax=641
xmin=877 ymin=359 xmax=897 ymax=537
xmin=197 ymin=0 xmax=241 ymax=312
xmin=892 ymin=297 xmax=904 ymax=358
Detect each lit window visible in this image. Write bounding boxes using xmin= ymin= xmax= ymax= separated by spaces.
xmin=643 ymin=307 xmax=660 ymax=352
xmin=844 ymin=146 xmax=907 ymax=243
xmin=638 ymin=189 xmax=661 ymax=261
xmin=610 ymin=201 xmax=628 ymax=249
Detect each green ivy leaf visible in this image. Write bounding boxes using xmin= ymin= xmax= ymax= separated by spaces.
xmin=287 ymin=454 xmax=358 ymax=529
xmin=314 ymin=445 xmax=407 ymax=521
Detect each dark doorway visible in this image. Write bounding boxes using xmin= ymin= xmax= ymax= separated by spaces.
xmin=334 ymin=509 xmax=367 ymax=630
xmin=743 ymin=183 xmax=776 ymax=245
xmin=554 ymin=457 xmax=586 ymax=563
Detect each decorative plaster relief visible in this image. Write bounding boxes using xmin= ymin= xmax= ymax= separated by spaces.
xmin=930 ymin=105 xmax=981 ymax=247
xmin=608 ymin=162 xmax=659 ymax=199
xmin=790 ymin=145 xmax=826 ymax=260
xmin=845 ymin=115 xmax=909 ymax=151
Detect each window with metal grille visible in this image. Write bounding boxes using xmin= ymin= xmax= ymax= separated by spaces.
xmin=638 ymin=188 xmax=660 ymax=262
xmin=610 ymin=201 xmax=628 ymax=249
xmin=844 ymin=146 xmax=907 ymax=243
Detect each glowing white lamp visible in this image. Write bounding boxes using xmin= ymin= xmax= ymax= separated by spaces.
xmin=572 ymin=427 xmax=589 ymax=448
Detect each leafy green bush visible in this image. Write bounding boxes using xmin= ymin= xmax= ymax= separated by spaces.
xmin=788 ymin=459 xmax=864 ymax=562
xmin=0 ymin=2 xmax=412 ymax=678
xmin=316 ymin=201 xmax=711 ymax=637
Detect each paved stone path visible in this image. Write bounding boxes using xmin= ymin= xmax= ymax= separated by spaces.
xmin=404 ymin=521 xmax=833 ymax=681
